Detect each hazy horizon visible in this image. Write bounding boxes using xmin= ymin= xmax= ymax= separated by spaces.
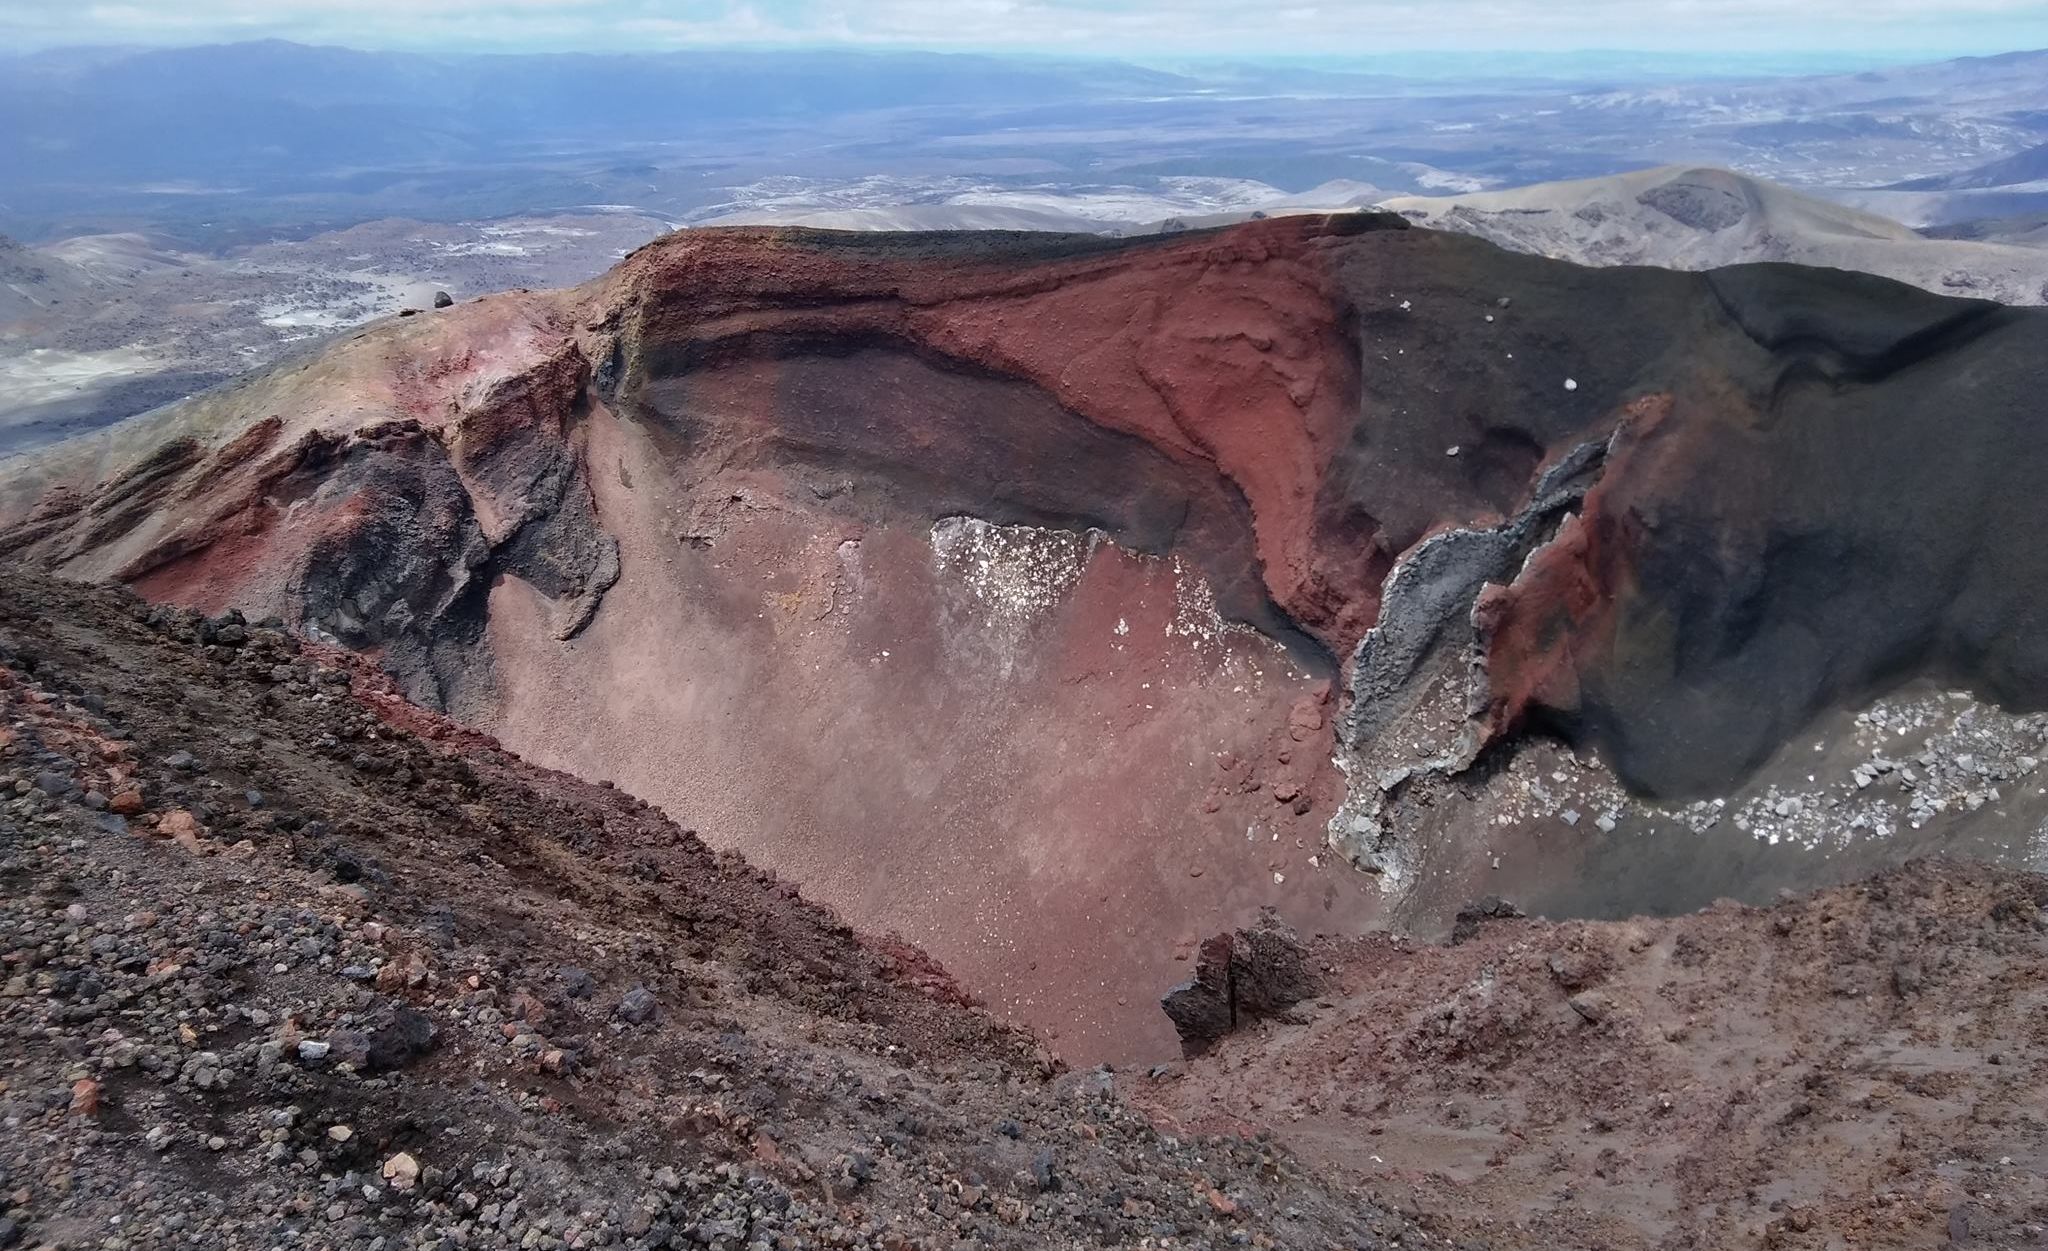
xmin=3 ymin=0 xmax=2044 ymax=59
xmin=2 ymin=40 xmax=1996 ymax=75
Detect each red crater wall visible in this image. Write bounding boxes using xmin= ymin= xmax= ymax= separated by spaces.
xmin=14 ymin=219 xmax=2048 ymax=1058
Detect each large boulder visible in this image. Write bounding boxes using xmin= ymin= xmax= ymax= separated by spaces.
xmin=1161 ymin=909 xmax=1320 ymax=1056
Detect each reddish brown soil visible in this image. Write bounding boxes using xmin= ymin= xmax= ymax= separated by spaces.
xmin=1142 ymin=863 xmax=2048 ymax=1249
xmin=0 ymin=563 xmax=1416 ymax=1251
xmin=487 ymin=404 xmax=1374 ymax=1060
xmin=11 ymin=564 xmax=2048 ymax=1251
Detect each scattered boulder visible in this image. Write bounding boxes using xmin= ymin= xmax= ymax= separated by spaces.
xmin=1450 ymin=895 xmax=1525 ymax=945
xmin=1230 ymin=910 xmax=1320 ymax=1017
xmin=69 ymin=1077 xmax=101 ymax=1117
xmin=1161 ymin=909 xmax=1320 ymax=1055
xmin=328 ymin=1001 xmax=439 ymax=1072
xmin=615 ymin=985 xmax=658 ymax=1024
xmin=433 ymin=291 xmax=454 ymax=309
xmin=383 ymin=1152 xmax=421 ymax=1191
xmin=1546 ymin=942 xmax=1616 ymax=990
xmin=1161 ymin=935 xmax=1235 ymax=1051
xmin=156 ymin=809 xmax=206 ymax=842
xmin=1030 ymin=1146 xmax=1060 ymax=1192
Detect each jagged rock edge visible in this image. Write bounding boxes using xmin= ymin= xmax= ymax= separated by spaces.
xmin=1326 ymin=430 xmax=1618 ymax=881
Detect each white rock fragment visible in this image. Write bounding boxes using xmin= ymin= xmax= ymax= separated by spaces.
xmin=1563 ymin=378 xmax=1579 ymax=392
xmin=383 ymin=1152 xmax=421 ymax=1192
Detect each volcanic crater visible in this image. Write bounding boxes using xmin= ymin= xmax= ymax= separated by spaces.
xmin=8 ymin=213 xmax=2048 ymax=1060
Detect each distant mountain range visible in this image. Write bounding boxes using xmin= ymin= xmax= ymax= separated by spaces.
xmin=4 ymin=41 xmax=2045 ymax=243
xmin=0 ymin=39 xmax=1192 ymax=180
xmin=1893 ymin=140 xmax=2048 ymax=190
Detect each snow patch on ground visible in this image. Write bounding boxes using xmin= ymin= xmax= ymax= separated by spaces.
xmin=929 ymin=517 xmax=1294 ymax=684
xmin=255 ymin=271 xmax=444 ymax=337
xmin=930 ymin=516 xmax=1099 ymax=676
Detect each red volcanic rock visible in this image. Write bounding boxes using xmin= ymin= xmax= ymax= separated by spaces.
xmin=1286 ymin=694 xmax=1325 ymax=742
xmin=155 ymin=809 xmax=205 ymax=842
xmin=912 ymin=235 xmax=1358 ymax=642
xmin=10 ymin=217 xmax=2048 ymax=1055
xmin=69 ymin=1076 xmax=101 ymax=1118
xmin=602 ymin=218 xmax=1388 ymax=654
xmin=1471 ymin=393 xmax=1668 ymax=742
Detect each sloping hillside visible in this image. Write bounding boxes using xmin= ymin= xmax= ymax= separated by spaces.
xmin=8 ymin=563 xmax=2048 ymax=1251
xmin=1893 ymin=139 xmax=2048 ymax=190
xmin=1381 ymin=165 xmax=2048 ymax=302
xmin=0 ymin=232 xmax=97 ymax=323
xmin=0 ymin=563 xmax=1411 ymax=1250
xmin=1143 ymin=862 xmax=2048 ymax=1250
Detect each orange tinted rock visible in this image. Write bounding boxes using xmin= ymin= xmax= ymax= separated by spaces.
xmin=156 ymin=809 xmax=205 ymax=840
xmin=70 ymin=1077 xmax=101 ymax=1117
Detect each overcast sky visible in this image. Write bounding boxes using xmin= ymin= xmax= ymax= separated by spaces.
xmin=3 ymin=0 xmax=2045 ymax=57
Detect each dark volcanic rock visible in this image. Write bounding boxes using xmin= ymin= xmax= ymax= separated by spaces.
xmin=328 ymin=1000 xmax=439 ymax=1072
xmin=1161 ymin=934 xmax=1236 ymax=1052
xmin=1162 ymin=910 xmax=1320 ymax=1055
xmin=1229 ymin=909 xmax=1321 ymax=1017
xmin=615 ymin=984 xmax=658 ymax=1024
xmin=1636 ymin=178 xmax=1749 ymax=231
xmin=1451 ymin=895 xmax=1526 ymax=945
xmin=1471 ymin=268 xmax=2048 ymax=795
